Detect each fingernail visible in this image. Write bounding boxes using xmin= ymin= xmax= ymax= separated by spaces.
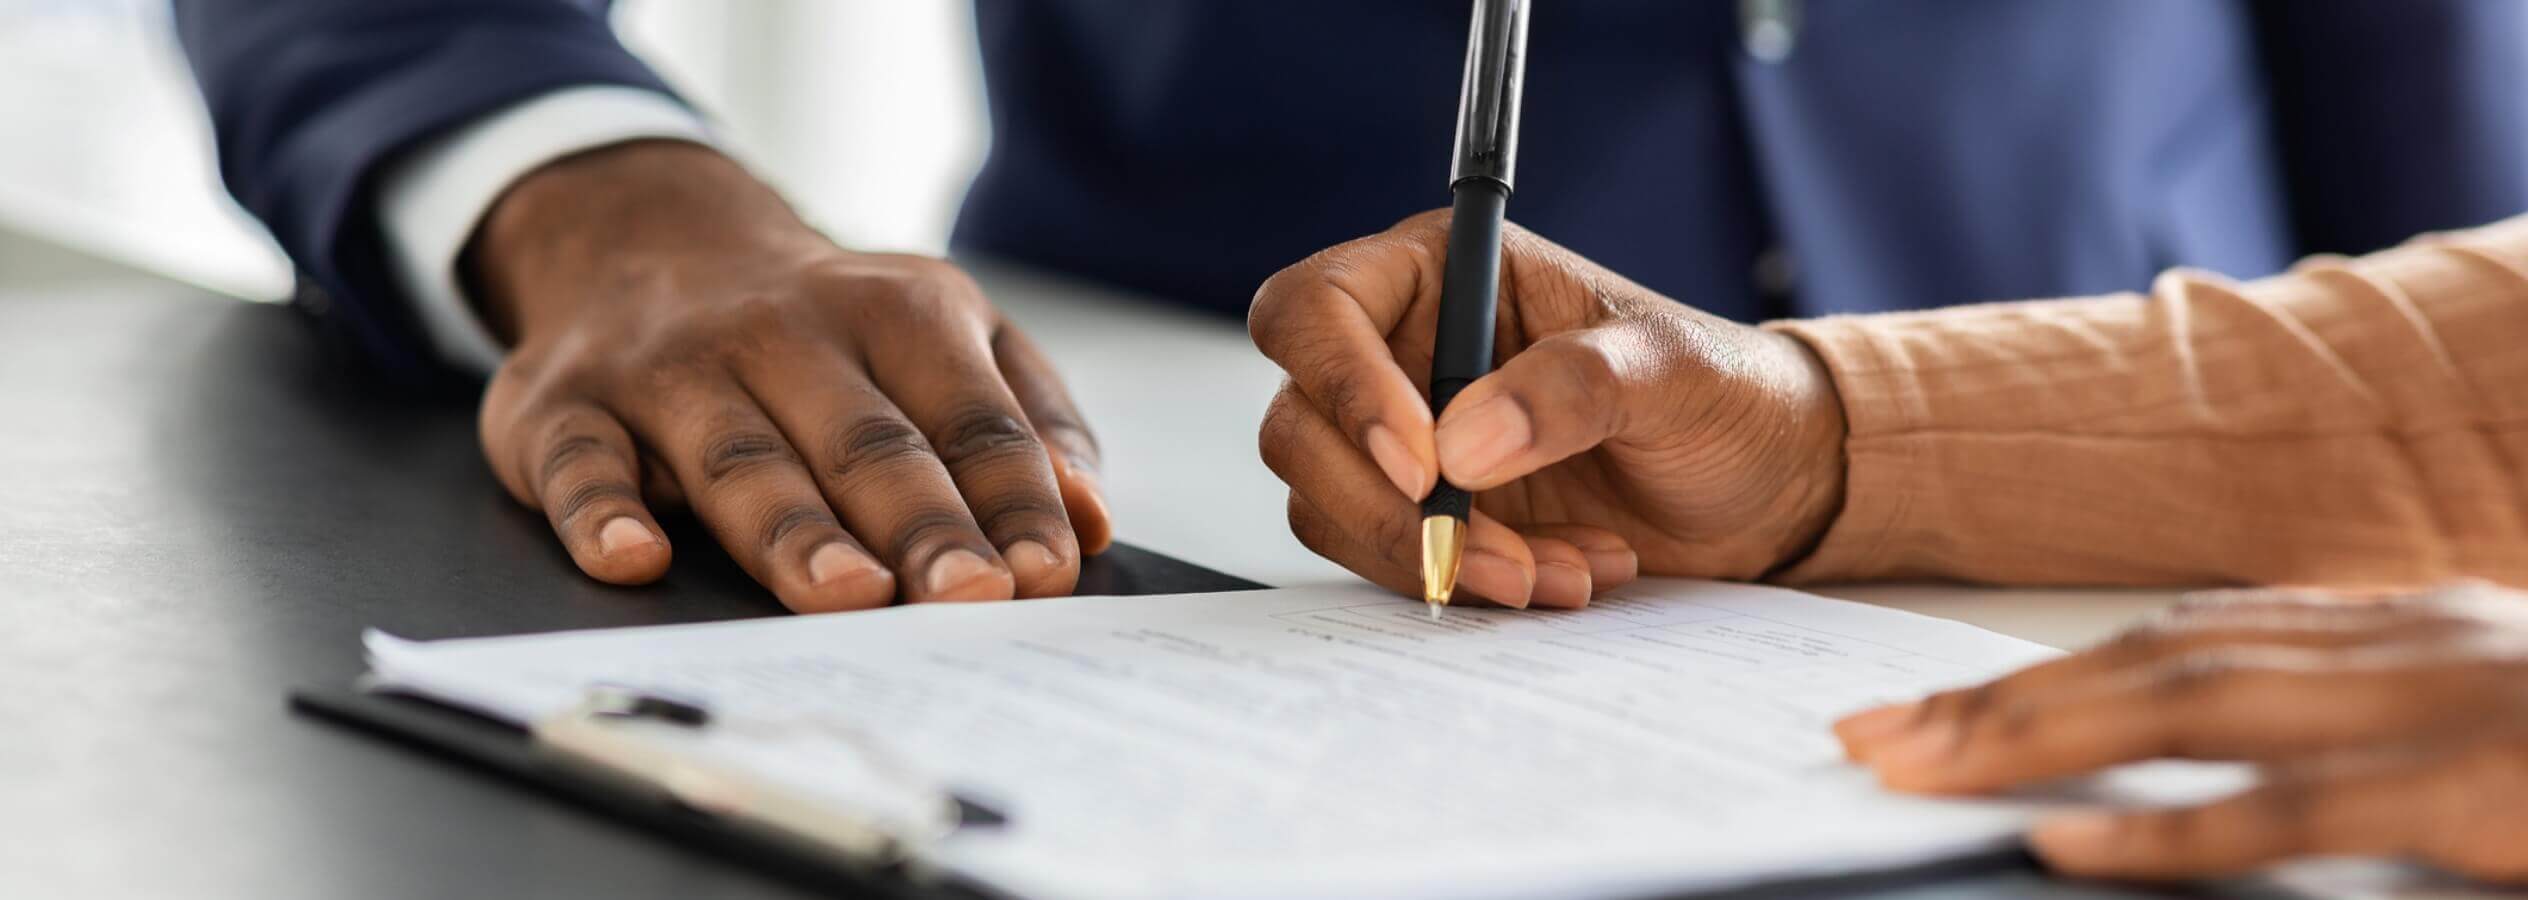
xmin=1460 ymin=549 xmax=1533 ymax=609
xmin=1363 ymin=424 xmax=1428 ymax=498
xmin=597 ymin=517 xmax=657 ymax=556
xmin=1534 ymin=561 xmax=1592 ymax=608
xmin=1870 ymin=721 xmax=1961 ymax=779
xmin=808 ymin=542 xmax=878 ymax=586
xmin=1836 ymin=702 xmax=1921 ymax=742
xmin=1003 ymin=540 xmax=1063 ymax=584
xmin=803 ymin=543 xmax=894 ymax=610
xmin=2029 ymin=812 xmax=2120 ymax=857
xmin=1583 ymin=548 xmax=1639 ymax=585
xmin=1435 ymin=395 xmax=1530 ymax=484
xmin=925 ymin=548 xmax=1008 ymax=600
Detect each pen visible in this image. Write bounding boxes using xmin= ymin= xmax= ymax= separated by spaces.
xmin=1422 ymin=0 xmax=1529 ymax=620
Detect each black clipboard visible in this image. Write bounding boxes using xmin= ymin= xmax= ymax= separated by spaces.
xmin=286 ymin=543 xmax=2236 ymax=900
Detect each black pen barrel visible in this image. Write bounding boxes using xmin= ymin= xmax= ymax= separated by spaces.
xmin=1429 ymin=179 xmax=1509 ymax=410
xmin=1424 ymin=0 xmax=1526 ymax=536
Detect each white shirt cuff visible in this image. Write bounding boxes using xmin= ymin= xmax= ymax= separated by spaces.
xmin=378 ymin=85 xmax=712 ymax=376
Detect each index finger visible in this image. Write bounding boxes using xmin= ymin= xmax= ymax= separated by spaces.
xmin=992 ymin=323 xmax=1113 ymax=556
xmin=1247 ymin=213 xmax=1449 ymax=499
xmin=1867 ymin=647 xmax=2490 ymax=795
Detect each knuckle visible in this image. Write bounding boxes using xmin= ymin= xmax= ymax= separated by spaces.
xmin=1247 ymin=267 xmax=1308 ymax=348
xmin=1915 ymin=687 xmax=1971 ymax=726
xmin=822 ymin=415 xmax=934 ymax=485
xmin=887 ymin=506 xmax=981 ymax=562
xmin=1286 ymin=494 xmax=1334 ymax=552
xmin=1255 ymin=386 xmax=1310 ymax=478
xmin=968 ymin=490 xmax=1065 ymax=541
xmin=1016 ymin=396 xmax=1095 ymax=453
xmin=721 ymin=290 xmax=805 ymax=334
xmin=1038 ymin=417 xmax=1101 ymax=468
xmin=1310 ymin=365 xmax=1372 ymax=426
xmin=1987 ymin=698 xmax=2038 ymax=742
xmin=2100 ymin=624 xmax=2176 ymax=665
xmin=1953 ymin=684 xmax=2000 ymax=722
xmin=1361 ymin=506 xmax=1416 ymax=569
xmin=1393 ymin=206 xmax=1453 ymax=234
xmin=478 ymin=365 xmax=535 ymax=437
xmin=1939 ymin=684 xmax=1998 ymax=729
xmin=1249 ymin=252 xmax=1366 ymax=353
xmin=933 ymin=406 xmax=1042 ymax=469
xmin=816 ymin=256 xmax=977 ymax=321
xmin=2152 ymin=653 xmax=2238 ymax=700
xmin=538 ymin=432 xmax=616 ymax=489
xmin=553 ymin=478 xmax=640 ymax=528
xmin=1549 ymin=337 xmax=1624 ymax=395
xmin=884 ymin=253 xmax=977 ymax=292
xmin=639 ymin=305 xmax=783 ymax=369
xmin=615 ymin=342 xmax=730 ymax=397
xmin=698 ymin=428 xmax=801 ymax=486
xmin=757 ymin=503 xmax=836 ymax=549
xmin=1284 ymin=491 xmax=1404 ymax=570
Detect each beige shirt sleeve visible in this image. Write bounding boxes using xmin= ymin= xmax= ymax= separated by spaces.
xmin=1765 ymin=216 xmax=2528 ymax=589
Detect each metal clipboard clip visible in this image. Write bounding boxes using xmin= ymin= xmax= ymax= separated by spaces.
xmin=529 ymin=685 xmax=1006 ymax=873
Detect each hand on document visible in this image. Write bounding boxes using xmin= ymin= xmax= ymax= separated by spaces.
xmin=1839 ymin=581 xmax=2528 ymax=884
xmin=1248 ymin=211 xmax=1848 ymax=609
xmin=467 ymin=142 xmax=1110 ymax=612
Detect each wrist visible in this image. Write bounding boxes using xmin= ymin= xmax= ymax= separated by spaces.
xmin=463 ymin=139 xmax=826 ymax=343
xmin=1766 ymin=327 xmax=1850 ymax=573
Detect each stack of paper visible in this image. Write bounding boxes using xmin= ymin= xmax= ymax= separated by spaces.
xmin=366 ymin=580 xmax=2242 ymax=900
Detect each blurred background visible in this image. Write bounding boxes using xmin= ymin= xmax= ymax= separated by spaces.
xmin=0 ymin=0 xmax=989 ymax=301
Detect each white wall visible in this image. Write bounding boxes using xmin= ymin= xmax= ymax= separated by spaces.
xmin=614 ymin=1 xmax=988 ymax=255
xmin=0 ymin=1 xmax=988 ymax=300
xmin=0 ymin=0 xmax=290 ymax=298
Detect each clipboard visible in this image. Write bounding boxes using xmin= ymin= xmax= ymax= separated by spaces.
xmin=284 ymin=544 xmax=2204 ymax=900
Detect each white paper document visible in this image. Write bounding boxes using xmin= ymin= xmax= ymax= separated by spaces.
xmin=364 ymin=579 xmax=2242 ymax=900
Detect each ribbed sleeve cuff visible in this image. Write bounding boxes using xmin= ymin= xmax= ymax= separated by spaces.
xmin=1760 ymin=317 xmax=1924 ymax=583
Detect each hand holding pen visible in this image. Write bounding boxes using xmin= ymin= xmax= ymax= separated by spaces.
xmin=1250 ymin=0 xmax=1842 ymax=613
xmin=1250 ymin=212 xmax=1846 ymax=609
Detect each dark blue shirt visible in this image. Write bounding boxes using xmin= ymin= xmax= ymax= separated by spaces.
xmin=176 ymin=0 xmax=2528 ymax=385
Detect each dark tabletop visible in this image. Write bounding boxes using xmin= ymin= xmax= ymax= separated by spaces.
xmin=0 ymin=275 xmax=2287 ymax=899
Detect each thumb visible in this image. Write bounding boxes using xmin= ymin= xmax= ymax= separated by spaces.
xmin=1433 ymin=326 xmax=1652 ymax=491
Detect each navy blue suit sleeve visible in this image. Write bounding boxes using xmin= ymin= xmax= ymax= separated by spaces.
xmin=2255 ymin=0 xmax=2528 ymax=257
xmin=172 ymin=0 xmax=680 ymax=387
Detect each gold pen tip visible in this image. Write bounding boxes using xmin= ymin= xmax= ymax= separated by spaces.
xmin=1421 ymin=515 xmax=1465 ymax=611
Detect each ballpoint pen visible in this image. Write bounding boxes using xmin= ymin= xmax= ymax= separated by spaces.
xmin=1422 ymin=0 xmax=1529 ymax=620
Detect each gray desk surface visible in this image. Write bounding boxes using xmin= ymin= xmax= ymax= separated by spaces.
xmin=0 ymin=233 xmax=2468 ymax=899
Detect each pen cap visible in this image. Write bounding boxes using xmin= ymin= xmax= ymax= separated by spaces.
xmin=1449 ymin=0 xmax=1530 ymax=192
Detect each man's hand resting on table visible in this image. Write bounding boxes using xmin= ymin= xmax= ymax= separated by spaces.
xmin=1837 ymin=582 xmax=2528 ymax=883
xmin=1248 ymin=211 xmax=1848 ymax=609
xmin=468 ymin=140 xmax=1110 ymax=612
